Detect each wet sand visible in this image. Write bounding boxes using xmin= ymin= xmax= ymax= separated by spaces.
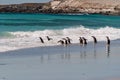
xmin=0 ymin=40 xmax=120 ymax=80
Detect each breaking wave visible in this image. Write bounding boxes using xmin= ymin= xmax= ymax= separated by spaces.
xmin=0 ymin=25 xmax=120 ymax=52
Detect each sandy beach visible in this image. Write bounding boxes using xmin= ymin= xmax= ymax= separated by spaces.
xmin=0 ymin=40 xmax=120 ymax=80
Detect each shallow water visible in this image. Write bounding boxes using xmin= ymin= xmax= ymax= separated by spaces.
xmin=0 ymin=40 xmax=120 ymax=80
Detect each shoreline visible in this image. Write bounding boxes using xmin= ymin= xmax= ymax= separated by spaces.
xmin=0 ymin=39 xmax=120 ymax=80
xmin=0 ymin=39 xmax=119 ymax=56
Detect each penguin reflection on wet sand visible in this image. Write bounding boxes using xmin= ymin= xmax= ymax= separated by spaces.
xmin=91 ymin=36 xmax=97 ymax=58
xmin=63 ymin=37 xmax=71 ymax=59
xmin=79 ymin=37 xmax=84 ymax=58
xmin=58 ymin=38 xmax=69 ymax=59
xmin=106 ymin=36 xmax=110 ymax=57
xmin=79 ymin=37 xmax=87 ymax=58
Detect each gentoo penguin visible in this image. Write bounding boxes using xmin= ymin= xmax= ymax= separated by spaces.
xmin=39 ymin=37 xmax=44 ymax=43
xmin=91 ymin=36 xmax=97 ymax=44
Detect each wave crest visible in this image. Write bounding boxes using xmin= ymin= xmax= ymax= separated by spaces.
xmin=0 ymin=25 xmax=120 ymax=52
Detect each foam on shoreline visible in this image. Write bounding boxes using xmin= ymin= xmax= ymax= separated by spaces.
xmin=0 ymin=26 xmax=120 ymax=52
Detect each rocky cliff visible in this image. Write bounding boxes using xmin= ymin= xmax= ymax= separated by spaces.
xmin=50 ymin=0 xmax=120 ymax=15
xmin=0 ymin=0 xmax=120 ymax=15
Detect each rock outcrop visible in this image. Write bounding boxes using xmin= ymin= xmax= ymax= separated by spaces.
xmin=0 ymin=3 xmax=52 ymax=13
xmin=50 ymin=0 xmax=120 ymax=15
xmin=0 ymin=0 xmax=120 ymax=15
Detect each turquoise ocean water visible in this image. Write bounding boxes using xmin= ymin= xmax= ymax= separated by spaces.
xmin=0 ymin=13 xmax=120 ymax=52
xmin=0 ymin=13 xmax=120 ymax=32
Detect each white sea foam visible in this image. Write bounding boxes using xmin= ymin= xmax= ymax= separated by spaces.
xmin=0 ymin=26 xmax=120 ymax=52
